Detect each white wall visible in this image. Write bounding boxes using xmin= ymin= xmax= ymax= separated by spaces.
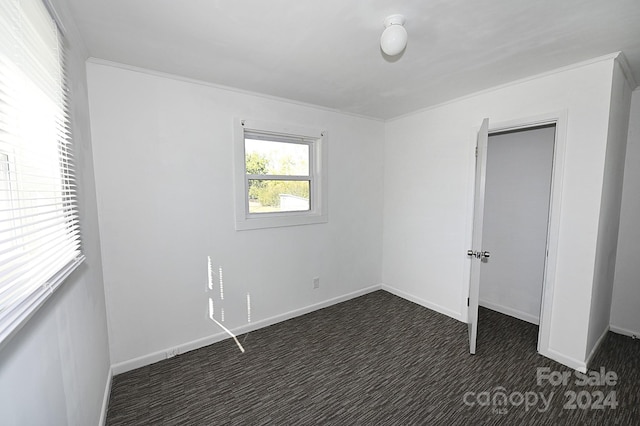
xmin=586 ymin=61 xmax=634 ymax=361
xmin=479 ymin=126 xmax=555 ymax=324
xmin=382 ymin=55 xmax=621 ymax=370
xmin=610 ymin=89 xmax=640 ymax=337
xmin=86 ymin=62 xmax=385 ymax=370
xmin=0 ymin=1 xmax=111 ymax=424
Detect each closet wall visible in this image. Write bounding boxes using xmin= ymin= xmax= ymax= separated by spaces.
xmin=479 ymin=126 xmax=556 ymax=324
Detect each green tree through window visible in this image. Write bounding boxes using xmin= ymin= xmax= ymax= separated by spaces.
xmin=246 ymin=152 xmax=268 ymax=201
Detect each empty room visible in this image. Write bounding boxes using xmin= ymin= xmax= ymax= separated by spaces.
xmin=1 ymin=0 xmax=640 ymax=424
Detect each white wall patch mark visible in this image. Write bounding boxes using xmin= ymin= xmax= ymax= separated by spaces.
xmin=247 ymin=292 xmax=251 ymax=323
xmin=219 ymin=266 xmax=224 ymax=300
xmin=205 ymin=258 xmax=249 ymax=353
xmin=207 ymin=256 xmax=214 ymax=291
xmin=208 ymin=298 xmax=245 ymax=353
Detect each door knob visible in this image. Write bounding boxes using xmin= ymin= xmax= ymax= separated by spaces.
xmin=467 ymin=250 xmax=475 ymax=257
xmin=482 ymin=251 xmax=491 ymax=258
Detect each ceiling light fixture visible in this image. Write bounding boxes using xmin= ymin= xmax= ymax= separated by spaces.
xmin=380 ymin=14 xmax=407 ymax=56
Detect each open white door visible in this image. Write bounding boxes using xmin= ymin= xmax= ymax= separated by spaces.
xmin=468 ymin=118 xmax=489 ymax=355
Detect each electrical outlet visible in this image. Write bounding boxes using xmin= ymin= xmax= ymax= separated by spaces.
xmin=313 ymin=277 xmax=320 ymax=289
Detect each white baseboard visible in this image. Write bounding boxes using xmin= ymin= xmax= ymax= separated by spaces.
xmin=585 ymin=326 xmax=610 ymax=369
xmin=609 ymin=324 xmax=640 ymax=339
xmin=381 ymin=284 xmax=464 ymax=322
xmin=99 ymin=366 xmax=113 ymax=426
xmin=479 ymin=299 xmax=539 ymax=325
xmin=541 ymin=347 xmax=588 ymax=373
xmin=111 ymin=284 xmax=382 ymax=375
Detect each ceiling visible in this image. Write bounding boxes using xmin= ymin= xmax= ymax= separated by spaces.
xmin=66 ymin=0 xmax=640 ymax=120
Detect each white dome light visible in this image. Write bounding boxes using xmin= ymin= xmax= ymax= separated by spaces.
xmin=380 ymin=14 xmax=407 ymax=56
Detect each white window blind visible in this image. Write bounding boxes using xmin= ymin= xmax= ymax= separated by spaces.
xmin=0 ymin=0 xmax=83 ymax=347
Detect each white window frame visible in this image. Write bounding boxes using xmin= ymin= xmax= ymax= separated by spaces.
xmin=233 ymin=118 xmax=328 ymax=230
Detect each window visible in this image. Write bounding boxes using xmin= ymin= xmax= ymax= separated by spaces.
xmin=234 ymin=119 xmax=328 ymax=230
xmin=245 ymin=136 xmax=311 ymax=214
xmin=0 ymin=0 xmax=83 ymax=347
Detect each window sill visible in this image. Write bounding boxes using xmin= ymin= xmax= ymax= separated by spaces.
xmin=235 ymin=212 xmax=328 ymax=231
xmin=0 ymin=254 xmax=85 ymax=352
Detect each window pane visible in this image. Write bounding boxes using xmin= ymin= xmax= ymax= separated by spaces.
xmin=248 ymin=180 xmax=310 ymax=213
xmin=245 ymin=139 xmax=309 ymax=176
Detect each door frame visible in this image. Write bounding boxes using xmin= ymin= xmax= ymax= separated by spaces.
xmin=466 ymin=110 xmax=568 ymax=360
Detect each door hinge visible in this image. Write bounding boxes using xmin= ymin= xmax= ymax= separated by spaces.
xmin=467 ymin=297 xmax=470 ymax=306
xmin=475 ymin=146 xmax=478 ymax=157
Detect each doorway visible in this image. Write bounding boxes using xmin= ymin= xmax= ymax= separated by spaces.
xmin=467 ymin=114 xmax=566 ymax=358
xmin=479 ymin=124 xmax=556 ymax=327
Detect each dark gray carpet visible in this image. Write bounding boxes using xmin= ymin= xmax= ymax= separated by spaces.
xmin=106 ymin=290 xmax=640 ymax=425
